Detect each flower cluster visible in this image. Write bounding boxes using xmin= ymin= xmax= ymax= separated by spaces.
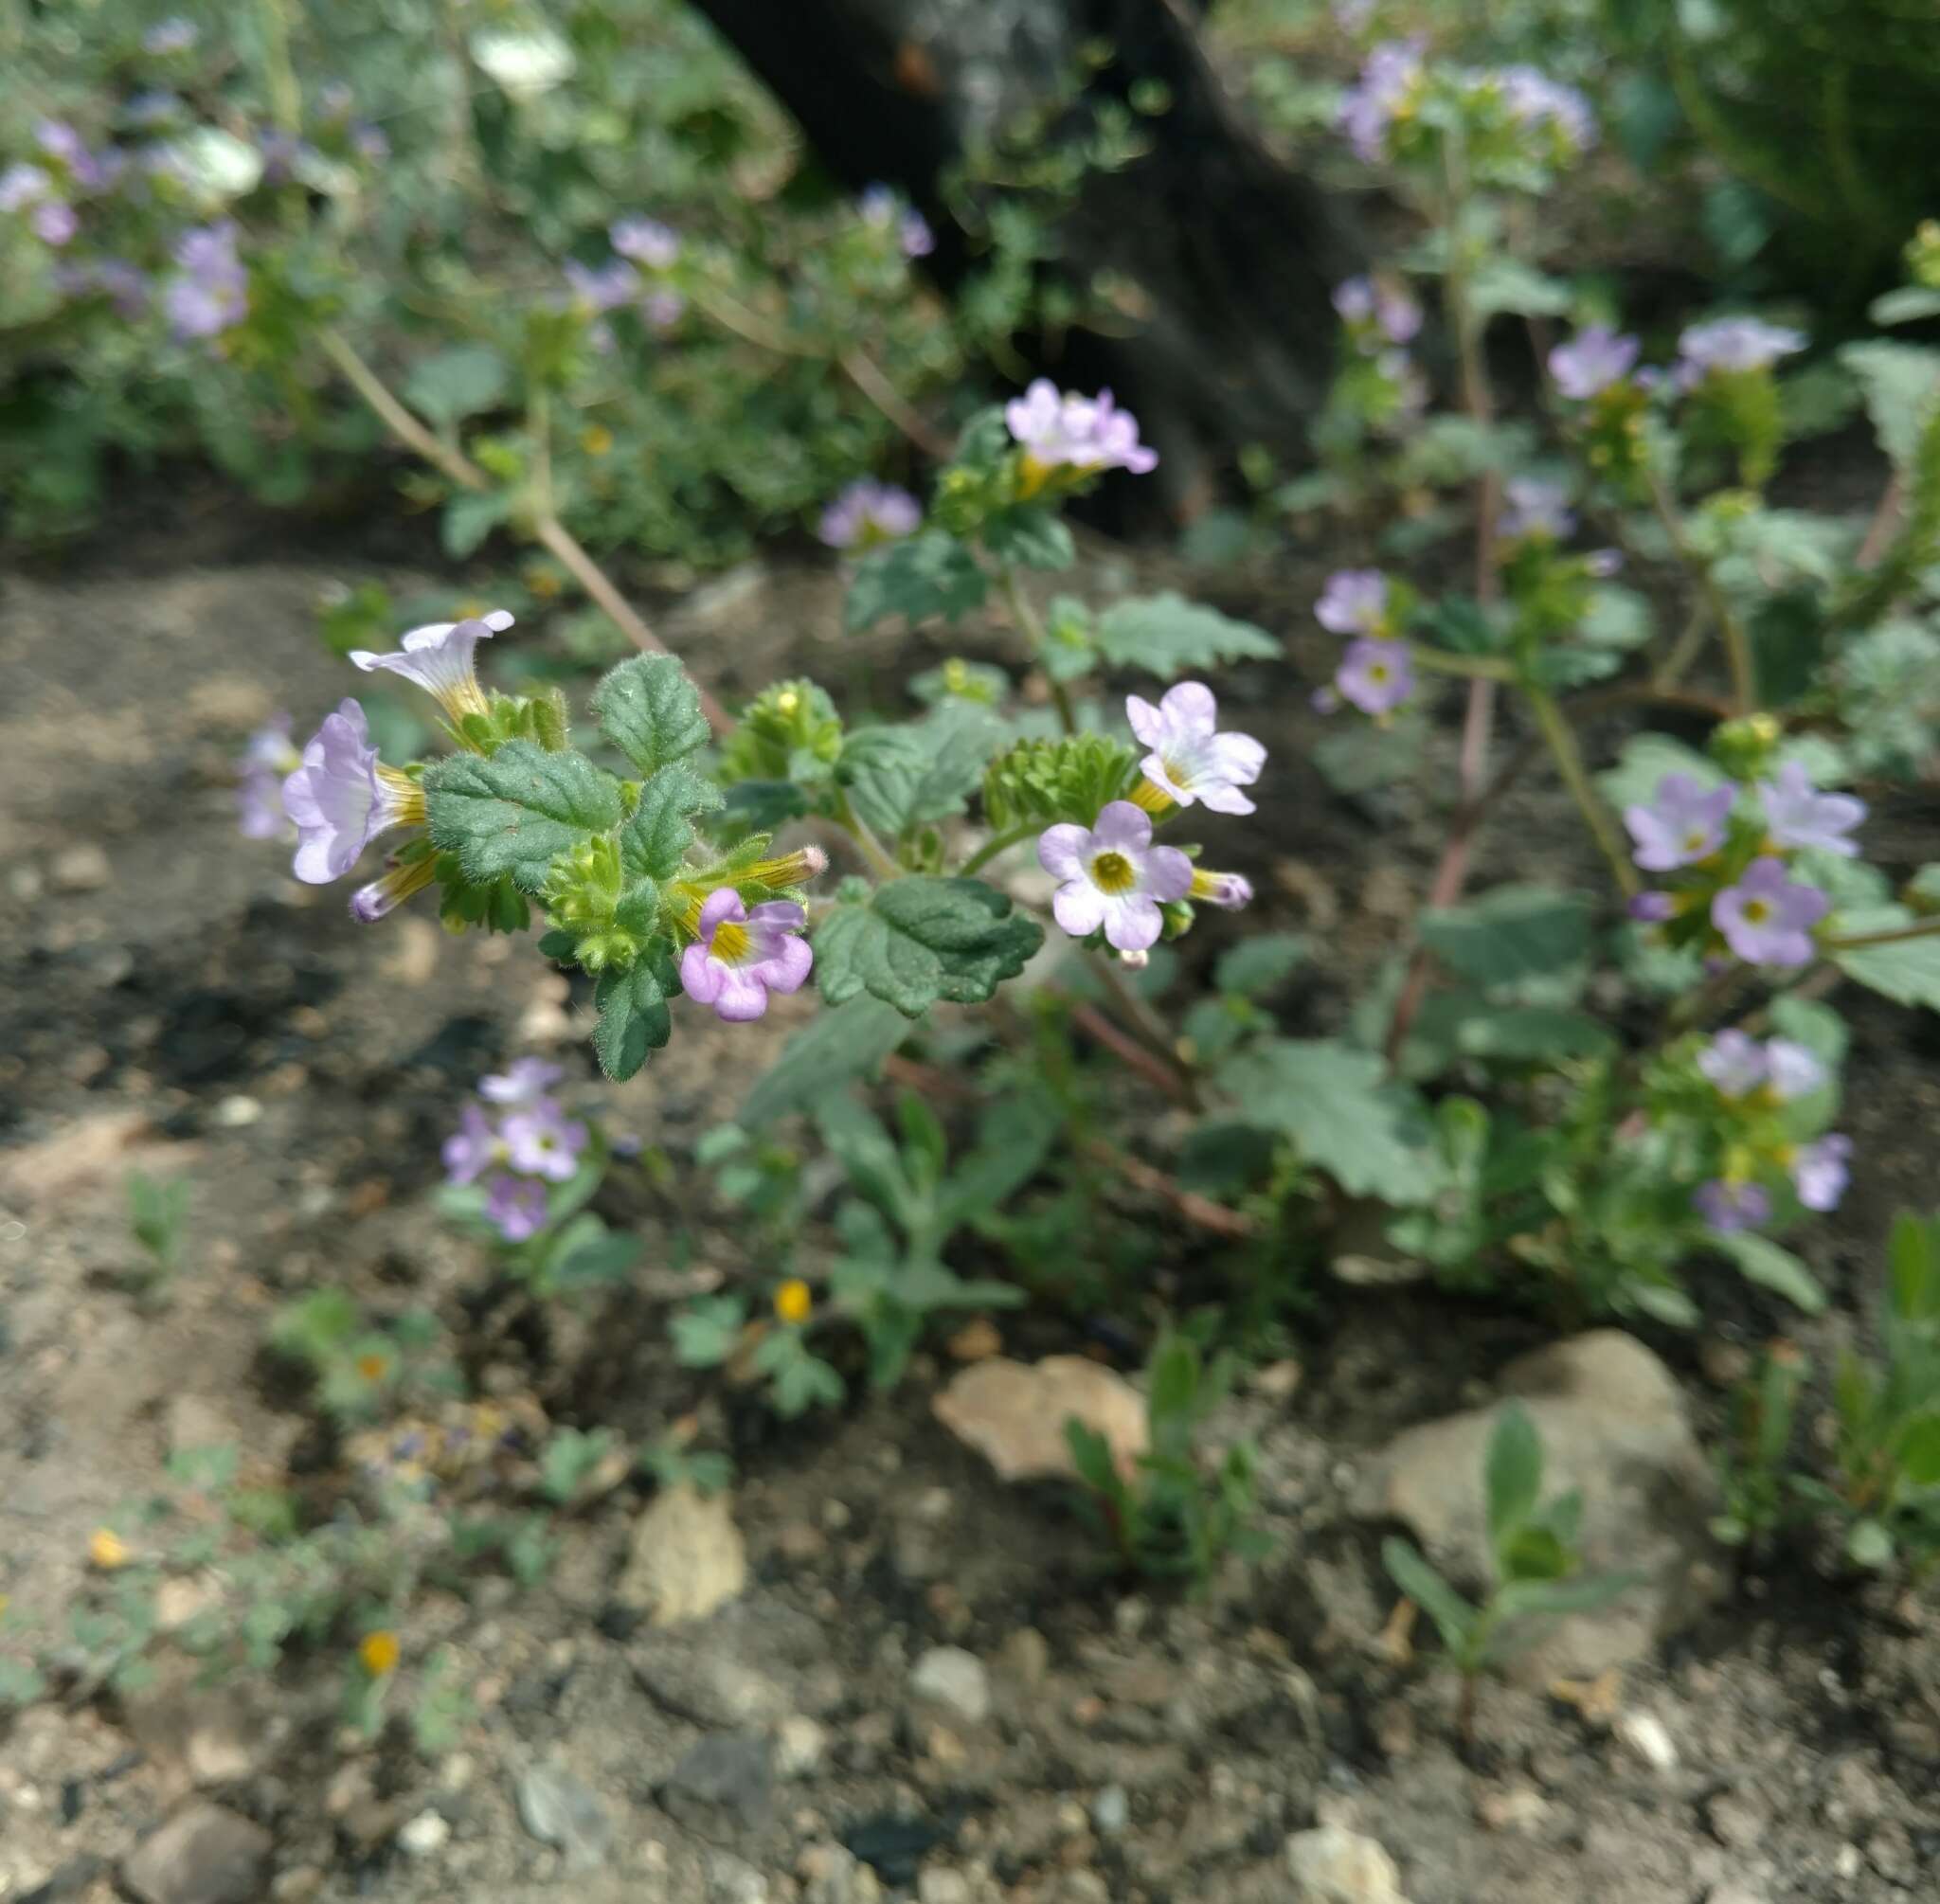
xmin=1037 ymin=683 xmax=1261 ymax=957
xmin=566 ymin=216 xmax=686 ymax=341
xmin=1331 ymin=275 xmax=1428 ymax=431
xmin=1690 ymin=1029 xmax=1850 ymax=1230
xmin=164 ymin=222 xmax=249 ymax=342
xmin=1312 ymin=569 xmax=1414 ymax=717
xmin=859 ymin=183 xmax=934 ymax=260
xmin=441 ymin=1060 xmax=586 ymax=1242
xmin=817 ymin=478 xmax=922 ymax=551
xmin=1004 ymin=381 xmax=1159 ymax=486
xmin=1339 ymin=41 xmax=1593 ymax=171
xmin=1625 ymin=761 xmax=1863 ymax=969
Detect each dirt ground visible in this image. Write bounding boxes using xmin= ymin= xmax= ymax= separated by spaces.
xmin=4 ymin=484 xmax=1940 ymax=1904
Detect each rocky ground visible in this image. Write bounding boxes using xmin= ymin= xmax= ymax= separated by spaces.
xmin=3 ymin=496 xmax=1940 ymax=1904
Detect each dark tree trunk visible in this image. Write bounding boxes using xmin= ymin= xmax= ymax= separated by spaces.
xmin=690 ymin=0 xmax=1360 ymax=503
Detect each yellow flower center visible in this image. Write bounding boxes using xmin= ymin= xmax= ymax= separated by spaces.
xmin=711 ymin=919 xmax=751 ymax=963
xmin=1683 ymin=828 xmax=1711 ymax=853
xmin=1740 ymin=899 xmax=1771 ymax=925
xmin=1090 ymin=851 xmax=1137 ymax=894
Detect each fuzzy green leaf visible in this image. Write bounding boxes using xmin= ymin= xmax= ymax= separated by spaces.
xmin=591 ymin=655 xmax=710 ymax=777
xmin=1710 ymin=1230 xmax=1826 ymax=1314
xmin=1840 ymin=341 xmax=1940 ymax=472
xmin=591 ymin=956 xmax=673 ymax=1081
xmin=424 ymin=742 xmax=622 ymax=894
xmin=404 ymin=343 xmax=510 ymax=427
xmin=815 ymin=877 xmax=1043 ymax=1017
xmin=1215 ymin=1038 xmax=1438 ymax=1203
xmin=1093 ymin=592 xmax=1280 ymax=678
xmin=1215 ymin=932 xmax=1309 ymax=998
xmin=842 ymin=705 xmax=1005 ymax=835
xmin=1419 ymin=886 xmax=1591 ymax=989
xmin=1380 ymin=1536 xmax=1477 ymax=1655
xmin=1484 ymin=1403 xmax=1543 ymax=1550
xmin=620 ymin=766 xmax=724 ymax=883
xmin=1831 ymin=907 xmax=1940 ymax=1011
xmin=845 ymin=531 xmax=988 ymax=633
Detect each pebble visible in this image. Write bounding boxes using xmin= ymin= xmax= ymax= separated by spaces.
xmin=1284 ymin=1824 xmax=1410 ymax=1903
xmin=995 ymin=1628 xmax=1050 ymax=1690
xmin=776 ymin=1715 xmax=830 ymax=1780
xmin=51 ymin=843 xmax=111 ymax=892
xmin=1091 ymin=1784 xmax=1130 ymax=1836
xmin=799 ymin=1842 xmax=884 ymax=1904
xmin=1703 ymin=1888 xmax=1769 ymax=1904
xmin=661 ymin=1731 xmax=776 ymax=1829
xmin=120 ymin=1803 xmax=273 ymax=1904
xmin=513 ymin=1763 xmax=612 ymax=1871
xmin=398 ymin=1810 xmax=451 ymax=1858
xmin=1615 ymin=1711 xmax=1679 ymax=1772
xmin=917 ymin=1871 xmax=973 ymax=1904
xmin=908 ymin=1646 xmax=991 ymax=1725
xmin=615 ymin=1485 xmax=747 ymax=1624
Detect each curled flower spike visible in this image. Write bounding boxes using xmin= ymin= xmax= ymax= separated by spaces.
xmin=350 ymin=856 xmax=438 ymax=923
xmin=1623 ymin=773 xmax=1734 ymax=872
xmin=1315 ymin=568 xmax=1390 ymax=637
xmin=1711 ymin=857 xmax=1829 ymax=967
xmin=501 ymin=1103 xmax=588 ymax=1182
xmin=1125 ymin=682 xmax=1266 ymax=816
xmin=1037 ymin=800 xmax=1193 ymax=953
xmin=282 ymin=698 xmax=425 ymax=884
xmin=1335 ymin=638 xmax=1414 ymax=716
xmin=349 ymin=611 xmax=515 ymax=723
xmin=1756 ymin=761 xmax=1865 ymax=858
xmin=1003 ymin=381 xmax=1158 ymax=478
xmin=479 ymin=1057 xmax=565 ymax=1106
xmin=818 ymin=479 xmax=922 ymax=551
xmin=1191 ymin=869 xmax=1254 ymax=910
xmin=1792 ymin=1135 xmax=1851 ymax=1212
xmin=680 ymin=890 xmax=813 ymax=1022
xmin=1696 ymin=1179 xmax=1771 ymax=1233
xmin=485 ymin=1174 xmax=548 ymax=1242
xmin=1548 ymin=324 xmax=1640 ymax=401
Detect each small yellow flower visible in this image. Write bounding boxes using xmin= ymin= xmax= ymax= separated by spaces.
xmin=579 ymin=424 xmax=614 ymax=458
xmin=355 ymin=1352 xmax=390 ymax=1384
xmin=359 ymin=1630 xmax=401 ymax=1678
xmin=774 ymin=1279 xmax=813 ymax=1326
xmin=88 ymin=1528 xmax=130 ymax=1571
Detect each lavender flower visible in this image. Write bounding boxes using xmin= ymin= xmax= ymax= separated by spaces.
xmin=1004 ymin=381 xmax=1158 ymax=477
xmin=442 ymin=1105 xmax=506 ymax=1185
xmin=1124 ymin=681 xmax=1266 ymax=815
xmin=163 ymin=222 xmax=248 ymax=341
xmin=58 ymin=257 xmax=150 ymax=317
xmin=1315 ymin=568 xmax=1389 ymax=637
xmin=1628 ymin=890 xmax=1675 ymax=923
xmin=236 ymin=714 xmax=298 ymax=839
xmin=859 ymin=184 xmax=934 ymax=259
xmin=1623 ymin=773 xmax=1734 ymax=871
xmin=0 ymin=163 xmax=51 ymax=213
xmin=817 ymin=478 xmax=922 ymax=550
xmin=479 ymin=1057 xmax=565 ymax=1106
xmin=351 ymin=124 xmax=389 ymax=163
xmin=680 ymin=890 xmax=813 ymax=1022
xmin=1037 ymin=801 xmax=1193 ymax=953
xmin=1549 ymin=324 xmax=1640 ymax=402
xmin=1496 ymin=67 xmax=1596 ymax=151
xmin=142 ymin=17 xmax=200 ymax=54
xmin=281 ymin=697 xmax=425 ymax=884
xmin=610 ymin=216 xmax=679 ymax=268
xmin=564 ymin=258 xmax=638 ymax=314
xmin=1500 ymin=476 xmax=1575 ymax=541
xmin=1333 ymin=276 xmax=1421 ymax=345
xmin=1698 ymin=1030 xmax=1769 ymax=1099
xmin=1712 ymin=857 xmax=1829 ymax=967
xmin=1791 ymin=1135 xmax=1851 ymax=1212
xmin=34 ymin=121 xmax=89 ymax=170
xmin=30 ymin=201 xmax=78 ymax=246
xmin=642 ymin=289 xmax=685 ymax=330
xmin=484 ymin=1174 xmax=548 ymax=1242
xmin=1756 ymin=760 xmax=1865 ymax=858
xmin=1335 ymin=638 xmax=1415 ymax=715
xmin=1677 ymin=317 xmax=1805 ymax=380
xmin=1338 ymin=38 xmax=1425 ymax=164
xmin=1696 ymin=1179 xmax=1771 ymax=1233
xmin=1765 ymin=1039 xmax=1826 ymax=1102
xmin=501 ymin=1103 xmax=589 ymax=1182
xmin=348 ymin=611 xmax=513 ymax=722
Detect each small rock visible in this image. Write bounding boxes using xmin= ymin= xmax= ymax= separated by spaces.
xmin=51 ymin=843 xmax=111 ymax=892
xmin=121 ymin=1803 xmax=272 ymax=1904
xmin=776 ymin=1715 xmax=830 ymax=1780
xmin=1703 ymin=1888 xmax=1769 ymax=1904
xmin=661 ymin=1732 xmax=775 ymax=1830
xmin=932 ymin=1356 xmax=1147 ymax=1483
xmin=946 ymin=1319 xmax=1002 ymax=1362
xmin=513 ymin=1763 xmax=611 ymax=1871
xmin=908 ymin=1647 xmax=991 ymax=1726
xmin=1475 ymin=1784 xmax=1548 ymax=1833
xmin=399 ymin=1810 xmax=451 ymax=1858
xmin=633 ymin=1641 xmax=787 ymax=1729
xmin=917 ymin=1871 xmax=973 ymax=1904
xmin=1359 ymin=1332 xmax=1723 ymax=1683
xmin=1252 ymin=1357 xmax=1303 ymax=1401
xmin=799 ymin=1842 xmax=884 ymax=1904
xmin=995 ymin=1628 xmax=1051 ymax=1690
xmin=708 ymin=1848 xmax=770 ymax=1902
xmin=1615 ymin=1711 xmax=1679 ymax=1773
xmin=1284 ymin=1824 xmax=1410 ymax=1904
xmin=616 ymin=1485 xmax=747 ymax=1625
xmin=1091 ymin=1785 xmax=1130 ymax=1836
xmin=270 ymin=1867 xmax=325 ymax=1902
xmin=1703 ymin=1789 xmax=1765 ymax=1850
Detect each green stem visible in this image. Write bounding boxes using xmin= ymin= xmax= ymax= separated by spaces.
xmin=960 ymin=824 xmax=1039 ymax=878
xmin=1523 ymin=686 xmax=1640 ymax=898
xmin=1823 ymin=916 xmax=1940 ymax=953
xmin=1411 ymin=647 xmax=1515 ymax=682
xmin=254 ymin=0 xmax=303 ymax=135
xmin=1644 ymin=464 xmax=1757 ymax=714
xmin=1089 ymin=946 xmax=1194 ymax=1105
xmin=1001 ymin=566 xmax=1077 ymax=735
xmin=833 ymin=792 xmax=903 ymax=882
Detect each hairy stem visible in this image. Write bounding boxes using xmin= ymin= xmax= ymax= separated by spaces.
xmin=1644 ymin=464 xmax=1756 ymax=713
xmin=959 ymin=824 xmax=1040 ymax=878
xmin=1001 ymin=566 xmax=1077 ymax=734
xmin=1525 ymin=687 xmax=1640 ymax=897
